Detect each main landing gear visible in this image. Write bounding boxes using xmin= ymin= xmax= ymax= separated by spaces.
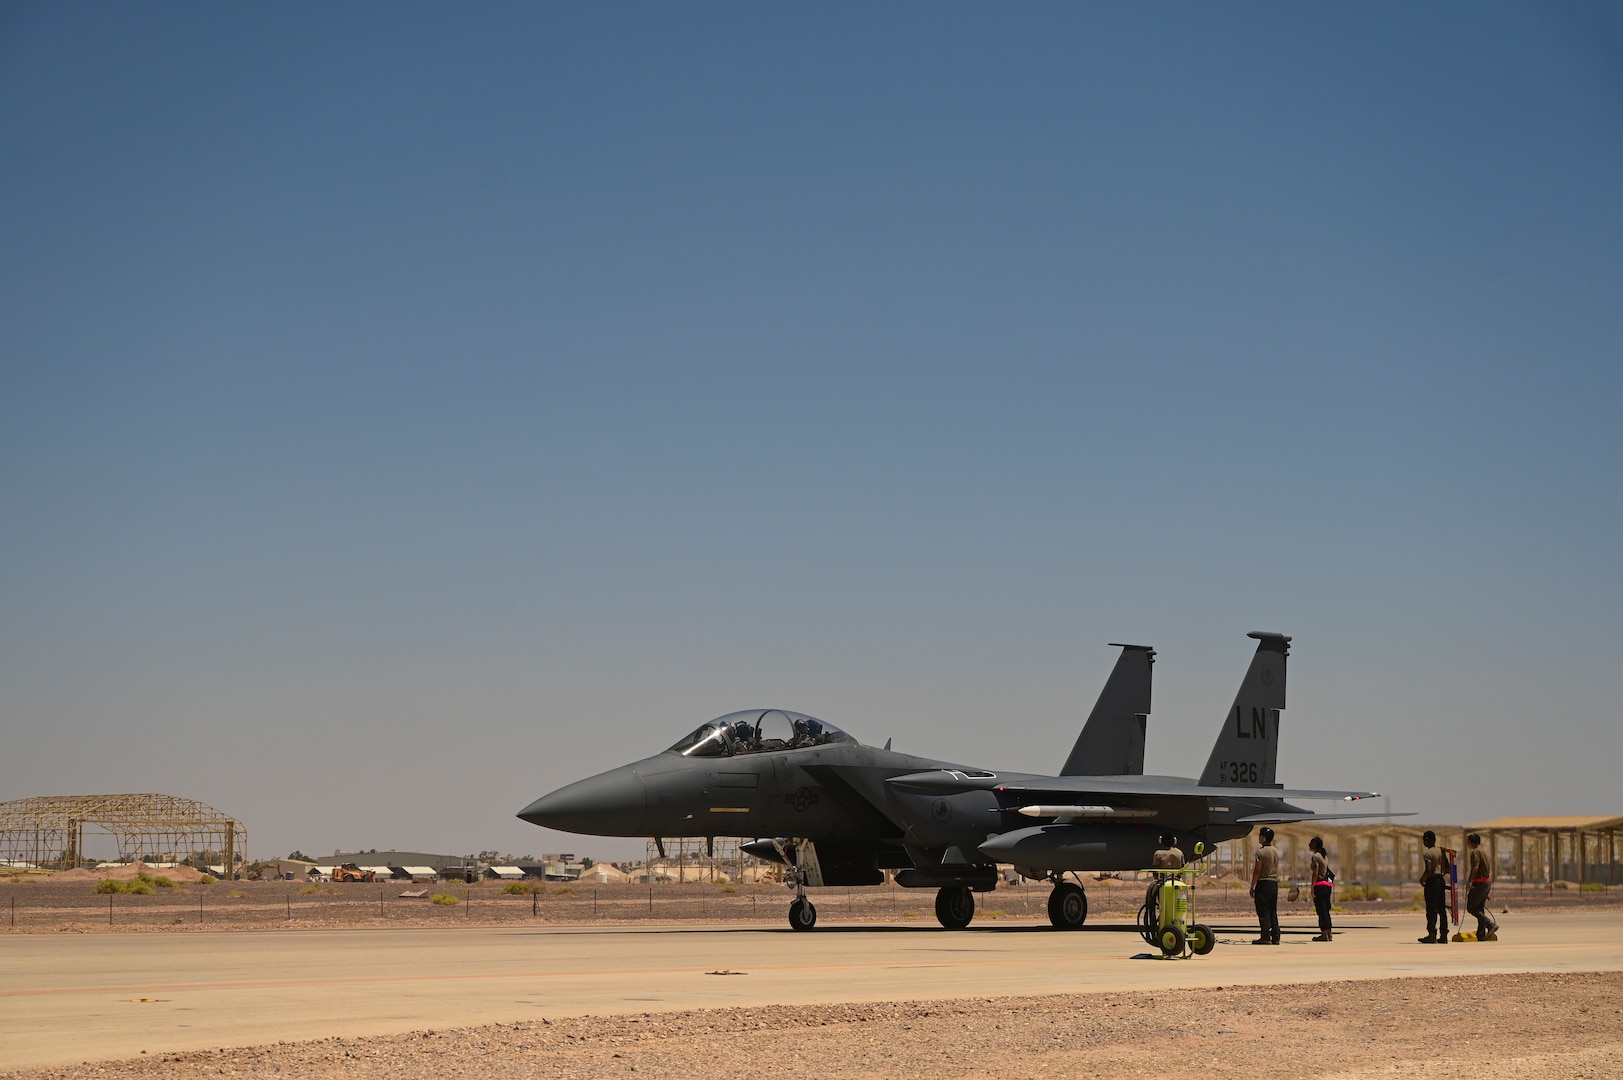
xmin=934 ymin=886 xmax=975 ymax=929
xmin=1047 ymin=878 xmax=1088 ymax=929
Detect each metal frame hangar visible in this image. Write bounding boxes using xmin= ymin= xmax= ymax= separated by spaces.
xmin=0 ymin=793 xmax=245 ymax=872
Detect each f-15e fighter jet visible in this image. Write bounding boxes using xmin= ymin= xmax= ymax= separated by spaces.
xmin=519 ymin=632 xmax=1385 ymax=930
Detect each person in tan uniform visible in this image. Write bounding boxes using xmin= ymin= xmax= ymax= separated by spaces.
xmin=1151 ymin=834 xmax=1185 ymax=871
xmin=1308 ymin=835 xmax=1334 ymax=942
xmin=1465 ymin=833 xmax=1499 ymax=941
xmin=1419 ymin=830 xmax=1449 ymax=943
xmin=1250 ymin=827 xmax=1281 ymax=945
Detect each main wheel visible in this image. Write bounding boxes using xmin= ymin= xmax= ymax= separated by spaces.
xmin=1047 ymin=881 xmax=1088 ymax=929
xmin=1158 ymin=923 xmax=1186 ymax=957
xmin=788 ymin=898 xmax=817 ymax=931
xmin=1187 ymin=923 xmax=1215 ymax=955
xmin=934 ymin=886 xmax=975 ymax=929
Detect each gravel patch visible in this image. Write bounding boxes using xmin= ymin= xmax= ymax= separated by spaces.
xmin=5 ymin=972 xmax=1619 ymax=1079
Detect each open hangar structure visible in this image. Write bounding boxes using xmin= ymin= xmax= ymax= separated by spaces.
xmin=1202 ymin=816 xmax=1620 ymax=886
xmin=1468 ymin=815 xmax=1622 ymax=886
xmin=0 ymin=793 xmax=244 ymax=872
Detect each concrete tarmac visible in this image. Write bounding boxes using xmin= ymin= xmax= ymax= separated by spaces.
xmin=4 ymin=914 xmax=1621 ymax=1070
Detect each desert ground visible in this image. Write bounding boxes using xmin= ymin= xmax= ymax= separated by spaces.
xmin=6 ymin=973 xmax=1619 ymax=1080
xmin=3 ymin=874 xmax=1620 ymax=1078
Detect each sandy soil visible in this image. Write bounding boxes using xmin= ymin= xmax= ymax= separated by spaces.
xmin=3 ymin=972 xmax=1619 ymax=1079
xmin=5 ymin=876 xmax=1618 ymax=1077
xmin=3 ymin=875 xmax=1615 ymax=934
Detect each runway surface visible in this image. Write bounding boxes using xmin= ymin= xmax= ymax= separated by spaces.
xmin=4 ymin=914 xmax=1621 ymax=1069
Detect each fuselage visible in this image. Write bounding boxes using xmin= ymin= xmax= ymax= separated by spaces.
xmin=519 ymin=740 xmax=960 ymax=876
xmin=518 ymin=732 xmax=1295 ymax=881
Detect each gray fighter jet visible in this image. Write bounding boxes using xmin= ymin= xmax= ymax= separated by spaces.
xmin=518 ymin=632 xmax=1384 ymax=930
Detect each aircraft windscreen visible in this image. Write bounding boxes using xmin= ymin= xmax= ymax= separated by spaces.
xmin=668 ymin=710 xmax=851 ymax=757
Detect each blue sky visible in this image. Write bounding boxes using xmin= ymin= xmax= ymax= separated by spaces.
xmin=3 ymin=4 xmax=1620 ymax=862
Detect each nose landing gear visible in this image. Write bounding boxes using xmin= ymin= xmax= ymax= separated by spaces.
xmin=775 ymin=838 xmax=822 ymax=931
xmin=788 ymin=895 xmax=817 ymax=930
xmin=1047 ymin=878 xmax=1088 ymax=929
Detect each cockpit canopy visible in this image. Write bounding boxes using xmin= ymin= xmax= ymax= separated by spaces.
xmin=668 ymin=709 xmax=853 ymax=758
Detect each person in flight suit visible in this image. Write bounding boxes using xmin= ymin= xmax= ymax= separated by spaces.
xmin=1151 ymin=834 xmax=1185 ymax=871
xmin=1250 ymin=826 xmax=1281 ymax=945
xmin=1465 ymin=833 xmax=1500 ymax=941
xmin=1419 ymin=830 xmax=1450 ymax=943
xmin=1308 ymin=836 xmax=1334 ymax=941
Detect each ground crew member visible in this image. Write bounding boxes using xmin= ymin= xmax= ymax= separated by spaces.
xmin=1419 ymin=830 xmax=1449 ymax=943
xmin=1151 ymin=834 xmax=1184 ymax=871
xmin=1250 ymin=826 xmax=1280 ymax=945
xmin=1465 ymin=833 xmax=1500 ymax=941
xmin=1308 ymin=835 xmax=1333 ymax=941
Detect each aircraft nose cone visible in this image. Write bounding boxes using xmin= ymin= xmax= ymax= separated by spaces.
xmin=517 ymin=765 xmax=647 ymax=836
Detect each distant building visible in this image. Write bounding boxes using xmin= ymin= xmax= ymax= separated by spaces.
xmin=575 ymin=863 xmax=629 ymax=884
xmin=327 ymin=851 xmax=466 ymax=872
xmin=483 ymin=866 xmax=526 ymax=881
xmin=390 ymin=866 xmax=438 ymax=882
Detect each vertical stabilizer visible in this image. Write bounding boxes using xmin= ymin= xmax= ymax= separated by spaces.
xmin=1060 ymin=644 xmax=1154 ymax=776
xmin=1199 ymin=632 xmax=1290 ymax=787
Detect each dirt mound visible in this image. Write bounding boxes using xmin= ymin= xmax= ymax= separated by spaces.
xmin=97 ymin=862 xmax=150 ymax=879
xmin=93 ymin=862 xmax=208 ymax=882
xmin=53 ymin=868 xmax=97 ymax=881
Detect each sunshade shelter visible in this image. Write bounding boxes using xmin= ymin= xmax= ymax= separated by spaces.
xmin=0 ymin=793 xmax=244 ymax=872
xmin=1467 ymin=815 xmax=1622 ymax=886
xmin=575 ymin=863 xmax=629 ymax=883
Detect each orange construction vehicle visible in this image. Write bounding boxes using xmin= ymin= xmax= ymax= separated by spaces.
xmin=332 ymin=863 xmax=376 ymax=883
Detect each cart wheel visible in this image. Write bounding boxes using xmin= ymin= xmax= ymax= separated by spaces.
xmin=1158 ymin=923 xmax=1185 ymax=956
xmin=1188 ymin=923 xmax=1215 ymax=955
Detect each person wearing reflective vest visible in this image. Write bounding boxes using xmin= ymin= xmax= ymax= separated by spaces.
xmin=1308 ymin=835 xmax=1334 ymax=942
xmin=1465 ymin=833 xmax=1500 ymax=941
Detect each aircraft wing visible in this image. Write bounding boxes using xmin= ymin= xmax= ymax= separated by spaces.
xmin=1235 ymin=810 xmax=1416 ymax=824
xmin=887 ymin=770 xmax=1380 ymax=803
xmin=998 ymin=780 xmax=1381 ymax=801
xmin=799 ymin=763 xmax=908 ymax=838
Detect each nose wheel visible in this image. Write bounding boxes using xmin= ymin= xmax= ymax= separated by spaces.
xmin=788 ymin=897 xmax=818 ymax=931
xmin=1047 ymin=880 xmax=1088 ymax=929
xmin=934 ymin=886 xmax=975 ymax=929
